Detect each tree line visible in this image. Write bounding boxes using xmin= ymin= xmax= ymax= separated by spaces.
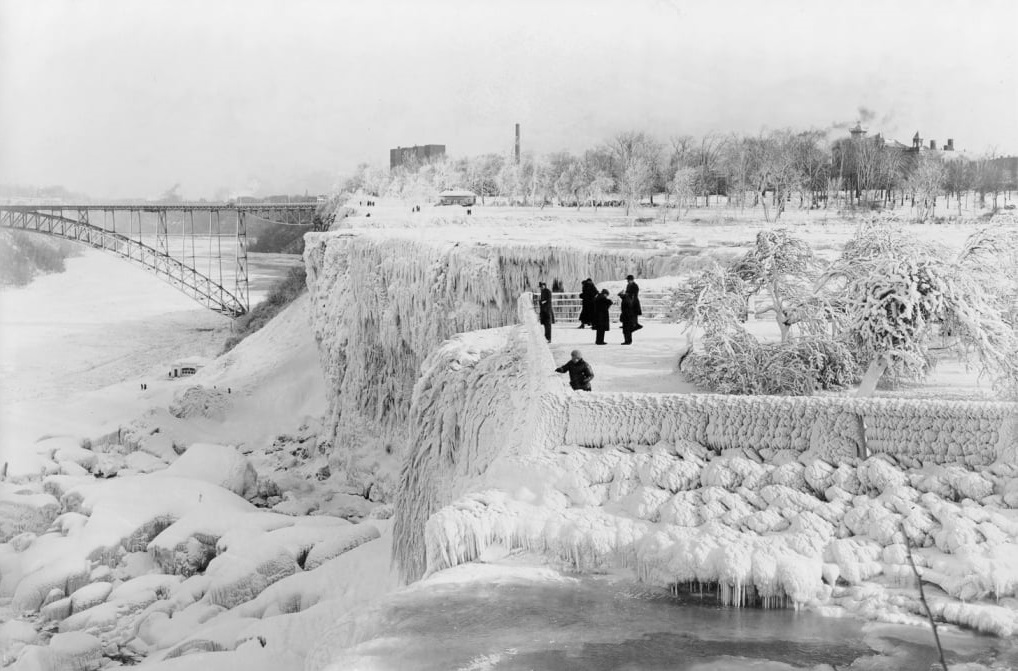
xmin=344 ymin=130 xmax=1017 ymax=222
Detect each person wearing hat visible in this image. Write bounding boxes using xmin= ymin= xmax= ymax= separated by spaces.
xmin=555 ymin=349 xmax=594 ymax=391
xmin=625 ymin=274 xmax=643 ymax=331
xmin=619 ymin=290 xmax=639 ymax=345
xmin=592 ymin=288 xmax=612 ymax=345
xmin=538 ymin=281 xmax=555 ymax=342
xmin=578 ymin=278 xmax=598 ymax=329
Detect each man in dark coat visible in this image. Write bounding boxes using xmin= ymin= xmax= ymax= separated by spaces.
xmin=538 ymin=281 xmax=554 ymax=342
xmin=555 ymin=349 xmax=594 ymax=391
xmin=619 ymin=291 xmax=639 ymax=345
xmin=578 ymin=278 xmax=598 ymax=329
xmin=592 ymin=288 xmax=612 ymax=345
xmin=625 ymin=274 xmax=643 ymax=330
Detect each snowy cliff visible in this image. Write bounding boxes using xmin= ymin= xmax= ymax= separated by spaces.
xmin=302 ymin=230 xmax=654 ymax=499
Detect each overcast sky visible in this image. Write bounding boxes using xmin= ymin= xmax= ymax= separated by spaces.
xmin=1 ymin=0 xmax=1015 ymax=199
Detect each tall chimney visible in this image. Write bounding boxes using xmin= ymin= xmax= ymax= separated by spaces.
xmin=514 ymin=123 xmax=520 ymax=164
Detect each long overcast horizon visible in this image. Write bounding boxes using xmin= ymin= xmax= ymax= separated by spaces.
xmin=1 ymin=0 xmax=1016 ymax=200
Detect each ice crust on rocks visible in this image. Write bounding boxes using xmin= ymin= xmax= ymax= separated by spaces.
xmin=157 ymin=442 xmax=257 ymax=498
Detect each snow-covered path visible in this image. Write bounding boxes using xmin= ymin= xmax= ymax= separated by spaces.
xmin=548 ymin=322 xmax=696 ymax=394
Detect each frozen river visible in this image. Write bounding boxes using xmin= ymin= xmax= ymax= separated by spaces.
xmin=315 ymin=569 xmax=1018 ymax=670
xmin=0 ymin=248 xmax=300 ymax=449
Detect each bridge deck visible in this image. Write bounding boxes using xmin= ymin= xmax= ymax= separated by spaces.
xmin=0 ymin=203 xmax=319 ymax=212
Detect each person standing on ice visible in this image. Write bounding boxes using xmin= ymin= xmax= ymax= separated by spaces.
xmin=555 ymin=349 xmax=594 ymax=391
xmin=624 ymin=274 xmax=643 ymax=330
xmin=618 ymin=291 xmax=639 ymax=345
xmin=592 ymin=288 xmax=612 ymax=345
xmin=578 ymin=278 xmax=598 ymax=329
xmin=538 ymin=281 xmax=555 ymax=342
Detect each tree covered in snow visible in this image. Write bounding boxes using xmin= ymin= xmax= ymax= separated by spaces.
xmin=731 ymin=229 xmax=825 ymax=343
xmin=904 ymin=152 xmax=947 ymax=222
xmin=824 ymin=223 xmax=1018 ymax=397
xmin=668 ymin=263 xmax=749 ymax=343
xmin=609 ymin=131 xmax=662 ymax=215
xmin=670 ymin=257 xmax=858 ymax=395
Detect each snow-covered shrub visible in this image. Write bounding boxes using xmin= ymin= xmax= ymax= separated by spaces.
xmin=683 ymin=330 xmax=857 ymax=395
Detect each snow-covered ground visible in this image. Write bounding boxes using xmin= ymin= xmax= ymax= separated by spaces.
xmin=0 ymin=249 xmax=395 ymax=669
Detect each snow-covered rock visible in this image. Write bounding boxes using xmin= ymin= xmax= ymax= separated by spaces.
xmin=303 ymin=523 xmax=381 ymax=570
xmin=157 ymin=443 xmax=256 ymax=498
xmin=0 ymin=486 xmax=60 ymax=542
xmin=10 ymin=631 xmax=103 ymax=671
xmin=69 ymin=581 xmax=113 ymax=613
xmin=168 ymin=385 xmax=230 ymax=420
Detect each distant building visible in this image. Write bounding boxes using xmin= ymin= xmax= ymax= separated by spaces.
xmin=990 ymin=156 xmax=1018 ymax=186
xmin=438 ymin=189 xmax=476 ymax=206
xmin=390 ymin=144 xmax=446 ymax=170
xmin=169 ymin=361 xmax=202 ymax=378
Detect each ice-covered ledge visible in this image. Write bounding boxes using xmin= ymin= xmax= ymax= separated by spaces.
xmin=302 ymin=228 xmax=651 ymax=499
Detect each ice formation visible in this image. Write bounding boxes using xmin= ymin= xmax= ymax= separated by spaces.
xmin=6 ymin=220 xmax=1018 ymax=669
xmin=328 ymin=234 xmax=1018 ymax=640
xmin=303 ymin=231 xmax=658 ymax=499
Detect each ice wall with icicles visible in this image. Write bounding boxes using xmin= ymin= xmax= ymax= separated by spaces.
xmin=302 ymin=231 xmax=655 ymax=498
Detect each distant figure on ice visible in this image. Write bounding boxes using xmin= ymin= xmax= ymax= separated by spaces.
xmin=578 ymin=278 xmax=598 ymax=329
xmin=625 ymin=274 xmax=643 ymax=331
xmin=555 ymin=349 xmax=594 ymax=391
xmin=538 ymin=281 xmax=555 ymax=342
xmin=619 ymin=291 xmax=639 ymax=345
xmin=592 ymin=288 xmax=612 ymax=345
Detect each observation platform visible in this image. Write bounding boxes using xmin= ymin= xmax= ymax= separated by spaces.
xmin=547 ymin=321 xmax=696 ymax=394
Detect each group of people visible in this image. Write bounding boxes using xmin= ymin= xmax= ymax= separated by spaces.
xmin=538 ymin=274 xmax=643 ymax=345
xmin=577 ymin=275 xmax=643 ymax=345
xmin=542 ymin=274 xmax=644 ymax=393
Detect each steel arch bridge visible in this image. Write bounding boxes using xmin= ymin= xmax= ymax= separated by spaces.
xmin=0 ymin=203 xmax=325 ymax=318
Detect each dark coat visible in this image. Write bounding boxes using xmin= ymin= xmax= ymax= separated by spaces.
xmin=556 ymin=358 xmax=594 ymax=391
xmin=539 ymin=287 xmax=555 ymax=324
xmin=578 ymin=280 xmax=598 ymax=324
xmin=592 ymin=294 xmax=612 ymax=331
xmin=625 ymin=281 xmax=642 ymax=316
xmin=619 ymin=293 xmax=640 ymax=330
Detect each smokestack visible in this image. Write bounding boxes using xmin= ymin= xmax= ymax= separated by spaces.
xmin=514 ymin=123 xmax=520 ymax=164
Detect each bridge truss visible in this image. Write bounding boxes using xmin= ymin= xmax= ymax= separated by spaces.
xmin=0 ymin=203 xmax=322 ymax=318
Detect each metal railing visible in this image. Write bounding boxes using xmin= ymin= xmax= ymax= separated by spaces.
xmin=530 ymin=291 xmax=675 ymax=322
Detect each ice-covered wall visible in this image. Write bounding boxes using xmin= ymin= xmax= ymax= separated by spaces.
xmin=391 ymin=294 xmax=574 ymax=581
xmin=303 ymin=231 xmax=652 ymax=498
xmin=553 ymin=393 xmax=1016 ymax=467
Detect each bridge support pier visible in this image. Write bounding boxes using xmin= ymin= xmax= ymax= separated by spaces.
xmin=235 ymin=210 xmax=249 ymax=314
